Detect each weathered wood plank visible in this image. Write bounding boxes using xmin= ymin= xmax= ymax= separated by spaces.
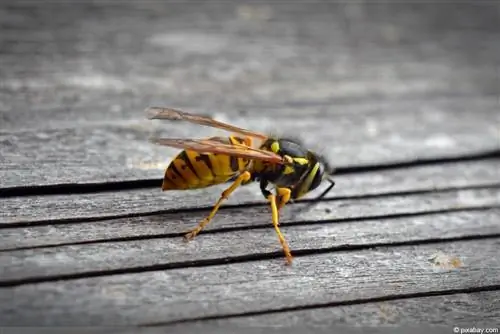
xmin=2 ymin=2 xmax=498 ymax=131
xmin=2 ymin=98 xmax=499 ymax=188
xmin=2 ymin=1 xmax=499 ymax=329
xmin=158 ymin=291 xmax=500 ymax=329
xmin=2 ymin=159 xmax=499 ymax=224
xmin=1 ymin=239 xmax=498 ymax=325
xmin=1 ymin=180 xmax=499 ymax=251
xmin=1 ymin=186 xmax=499 ymax=282
xmin=1 ymin=2 xmax=499 ymax=187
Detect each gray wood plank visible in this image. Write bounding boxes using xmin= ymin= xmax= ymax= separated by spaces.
xmin=1 ymin=1 xmax=499 ymax=187
xmin=1 ymin=186 xmax=499 ymax=282
xmin=1 ymin=239 xmax=498 ymax=325
xmin=158 ymin=291 xmax=500 ymax=329
xmin=1 ymin=98 xmax=499 ymax=188
xmin=1 ymin=180 xmax=499 ymax=251
xmin=2 ymin=2 xmax=498 ymax=131
xmin=1 ymin=1 xmax=499 ymax=330
xmin=2 ymin=159 xmax=499 ymax=224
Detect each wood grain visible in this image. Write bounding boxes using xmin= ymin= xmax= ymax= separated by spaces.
xmin=1 ymin=239 xmax=498 ymax=325
xmin=1 ymin=1 xmax=499 ymax=187
xmin=1 ymin=186 xmax=499 ymax=282
xmin=2 ymin=180 xmax=499 ymax=251
xmin=2 ymin=159 xmax=499 ymax=224
xmin=2 ymin=2 xmax=498 ymax=130
xmin=2 ymin=1 xmax=500 ymax=329
xmin=2 ymin=98 xmax=498 ymax=188
xmin=158 ymin=291 xmax=500 ymax=329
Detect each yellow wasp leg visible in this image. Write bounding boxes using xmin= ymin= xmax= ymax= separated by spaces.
xmin=267 ymin=193 xmax=293 ymax=265
xmin=184 ymin=170 xmax=252 ymax=240
xmin=276 ymin=187 xmax=291 ymax=212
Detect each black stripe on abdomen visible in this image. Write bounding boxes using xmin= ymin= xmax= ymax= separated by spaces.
xmin=169 ymin=163 xmax=185 ymax=182
xmin=195 ymin=154 xmax=215 ymax=176
xmin=179 ymin=151 xmax=200 ymax=179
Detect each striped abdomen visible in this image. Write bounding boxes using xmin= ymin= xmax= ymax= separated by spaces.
xmin=161 ymin=136 xmax=252 ymax=190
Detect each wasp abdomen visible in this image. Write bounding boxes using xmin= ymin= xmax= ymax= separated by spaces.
xmin=161 ymin=136 xmax=250 ymax=190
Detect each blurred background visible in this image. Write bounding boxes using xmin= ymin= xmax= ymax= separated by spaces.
xmin=1 ymin=0 xmax=499 ymax=187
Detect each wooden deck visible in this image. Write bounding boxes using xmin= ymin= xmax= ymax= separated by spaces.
xmin=1 ymin=1 xmax=499 ymax=331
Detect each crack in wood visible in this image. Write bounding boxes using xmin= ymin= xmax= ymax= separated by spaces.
xmin=141 ymin=283 xmax=500 ymax=327
xmin=3 ymin=182 xmax=500 ymax=228
xmin=2 ymin=204 xmax=498 ymax=252
xmin=1 ymin=149 xmax=499 ymax=198
xmin=1 ymin=233 xmax=498 ymax=288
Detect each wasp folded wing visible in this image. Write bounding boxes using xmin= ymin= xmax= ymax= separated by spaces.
xmin=146 ymin=107 xmax=269 ymax=140
xmin=150 ymin=138 xmax=285 ymax=164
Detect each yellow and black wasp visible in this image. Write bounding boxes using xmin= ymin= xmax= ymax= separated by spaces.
xmin=147 ymin=107 xmax=335 ymax=265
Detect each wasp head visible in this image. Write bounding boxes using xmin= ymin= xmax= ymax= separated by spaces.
xmin=290 ymin=151 xmax=335 ymax=200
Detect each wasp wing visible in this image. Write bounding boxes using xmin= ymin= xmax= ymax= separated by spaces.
xmin=150 ymin=138 xmax=285 ymax=164
xmin=146 ymin=107 xmax=269 ymax=140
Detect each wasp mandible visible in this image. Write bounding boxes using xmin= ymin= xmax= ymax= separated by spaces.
xmin=147 ymin=107 xmax=335 ymax=265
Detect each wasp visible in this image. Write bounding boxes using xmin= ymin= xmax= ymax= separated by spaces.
xmin=147 ymin=107 xmax=335 ymax=265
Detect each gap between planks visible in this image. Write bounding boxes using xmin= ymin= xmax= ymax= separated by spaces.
xmin=1 ymin=183 xmax=499 ymax=250
xmin=1 ymin=171 xmax=498 ymax=285
xmin=2 ymin=158 xmax=500 ymax=226
xmin=1 ymin=149 xmax=499 ymax=198
xmin=144 ymin=288 xmax=500 ymax=328
xmin=1 ymin=200 xmax=499 ymax=285
xmin=2 ymin=182 xmax=500 ymax=229
xmin=1 ymin=239 xmax=499 ymax=325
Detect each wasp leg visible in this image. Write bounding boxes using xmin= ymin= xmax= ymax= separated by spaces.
xmin=259 ymin=179 xmax=271 ymax=197
xmin=276 ymin=187 xmax=291 ymax=211
xmin=260 ymin=182 xmax=291 ymax=223
xmin=267 ymin=193 xmax=293 ymax=265
xmin=184 ymin=170 xmax=252 ymax=240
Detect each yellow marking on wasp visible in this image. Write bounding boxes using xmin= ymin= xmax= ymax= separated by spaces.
xmin=284 ymin=165 xmax=295 ymax=175
xmin=294 ymin=162 xmax=321 ymax=199
xmin=164 ymin=168 xmax=185 ymax=188
xmin=172 ymin=156 xmax=198 ymax=185
xmin=271 ymin=141 xmax=280 ymax=153
xmin=187 ymin=151 xmax=215 ymax=186
xmin=293 ymin=157 xmax=309 ymax=165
